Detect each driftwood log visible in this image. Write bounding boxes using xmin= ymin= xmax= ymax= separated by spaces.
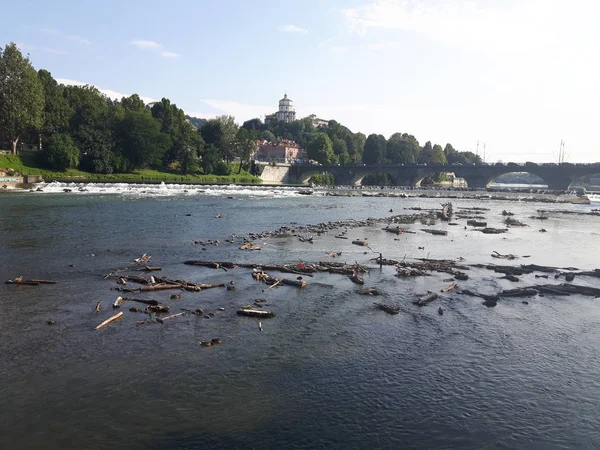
xmin=237 ymin=309 xmax=276 ymax=318
xmin=6 ymin=276 xmax=57 ymax=285
xmin=413 ymin=292 xmax=440 ymax=306
xmin=122 ymin=297 xmax=160 ymax=306
xmin=374 ymin=303 xmax=401 ymax=315
xmin=157 ymin=312 xmax=187 ymax=324
xmin=95 ymin=312 xmax=124 ymax=330
xmin=421 ymin=229 xmax=448 ymax=236
xmin=357 ymin=288 xmax=380 ymax=296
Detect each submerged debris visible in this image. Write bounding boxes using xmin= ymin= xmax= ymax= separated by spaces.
xmin=374 ymin=303 xmax=401 ymax=315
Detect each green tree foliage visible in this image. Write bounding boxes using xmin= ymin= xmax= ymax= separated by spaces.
xmin=260 ymin=130 xmax=276 ymax=142
xmin=200 ymin=118 xmax=223 ymax=147
xmin=242 ymin=118 xmax=264 ymax=131
xmin=363 ymin=134 xmax=387 ymax=165
xmin=309 ymin=172 xmax=335 ymax=185
xmin=38 ymin=69 xmax=72 ymax=147
xmin=385 ymin=133 xmax=420 ymax=164
xmin=386 ymin=133 xmax=403 ymax=164
xmin=115 ymin=111 xmax=170 ymax=171
xmin=185 ymin=115 xmax=207 ymax=130
xmin=444 ymin=143 xmax=482 ymax=164
xmin=0 ymin=45 xmax=483 ymax=180
xmin=419 ymin=141 xmax=434 ymax=164
xmin=236 ymin=128 xmax=258 ymax=173
xmin=350 ymin=132 xmax=366 ymax=163
xmin=175 ymin=123 xmax=204 ymax=174
xmin=121 ymin=94 xmax=146 ymax=113
xmin=362 ymin=172 xmax=392 ymax=186
xmin=45 ymin=133 xmax=80 ymax=169
xmin=215 ymin=115 xmax=239 ymax=163
xmin=213 ymin=160 xmax=231 ymax=175
xmin=433 ymin=144 xmax=447 ymax=165
xmin=419 ymin=141 xmax=448 ymax=165
xmin=306 ymin=133 xmax=334 ymax=164
xmin=64 ymin=85 xmax=114 ymax=173
xmin=0 ymin=43 xmax=45 ymax=153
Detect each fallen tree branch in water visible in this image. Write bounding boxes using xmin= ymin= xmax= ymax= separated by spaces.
xmin=95 ymin=312 xmax=124 ymax=330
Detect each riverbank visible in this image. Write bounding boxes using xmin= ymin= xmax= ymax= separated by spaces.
xmin=0 ymin=154 xmax=261 ymax=185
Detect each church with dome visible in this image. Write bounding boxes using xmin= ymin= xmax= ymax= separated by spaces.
xmin=265 ymin=93 xmax=296 ymax=124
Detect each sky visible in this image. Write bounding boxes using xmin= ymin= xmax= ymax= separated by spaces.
xmin=2 ymin=0 xmax=599 ymax=162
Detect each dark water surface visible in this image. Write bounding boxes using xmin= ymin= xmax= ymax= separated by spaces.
xmin=1 ymin=189 xmax=600 ymax=450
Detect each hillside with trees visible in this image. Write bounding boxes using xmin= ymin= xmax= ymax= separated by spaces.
xmin=0 ymin=41 xmax=481 ymax=182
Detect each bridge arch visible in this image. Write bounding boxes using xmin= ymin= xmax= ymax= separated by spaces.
xmin=485 ymin=171 xmax=549 ymax=188
xmin=353 ymin=171 xmax=398 ymax=186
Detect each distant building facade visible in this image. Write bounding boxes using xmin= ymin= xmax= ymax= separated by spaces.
xmin=253 ymin=139 xmax=303 ymax=163
xmin=307 ymin=114 xmax=329 ymax=128
xmin=265 ymin=94 xmax=296 ymax=124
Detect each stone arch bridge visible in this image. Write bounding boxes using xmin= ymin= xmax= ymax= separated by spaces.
xmin=289 ymin=164 xmax=599 ymax=190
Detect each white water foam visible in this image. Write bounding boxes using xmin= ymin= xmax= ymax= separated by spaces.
xmin=33 ymin=181 xmax=314 ymax=198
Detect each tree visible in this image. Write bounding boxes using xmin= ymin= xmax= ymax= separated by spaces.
xmin=45 ymin=133 xmax=80 ymax=169
xmin=236 ymin=128 xmax=258 ymax=173
xmin=444 ymin=143 xmax=482 ymax=164
xmin=200 ymin=144 xmax=220 ymax=174
xmin=115 ymin=111 xmax=170 ymax=170
xmin=38 ymin=69 xmax=72 ymax=149
xmin=419 ymin=141 xmax=434 ymax=164
xmin=363 ymin=134 xmax=386 ymax=165
xmin=185 ymin=115 xmax=207 ymax=130
xmin=306 ymin=133 xmax=334 ymax=164
xmin=175 ymin=122 xmax=204 ymax=174
xmin=214 ymin=115 xmax=238 ymax=163
xmin=419 ymin=141 xmax=447 ymax=165
xmin=0 ymin=43 xmax=44 ymax=153
xmin=201 ymin=119 xmax=223 ymax=147
xmin=331 ymin=137 xmax=348 ymax=156
xmin=386 ymin=133 xmax=404 ymax=164
xmin=260 ymin=130 xmax=276 ymax=142
xmin=432 ymin=144 xmax=447 ymax=165
xmin=400 ymin=134 xmax=420 ymax=163
xmin=242 ymin=118 xmax=264 ymax=131
xmin=350 ymin=132 xmax=366 ymax=163
xmin=121 ymin=94 xmax=146 ymax=113
xmin=64 ymin=84 xmax=114 ymax=173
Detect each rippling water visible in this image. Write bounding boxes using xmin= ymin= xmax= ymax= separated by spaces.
xmin=1 ymin=185 xmax=599 ymax=449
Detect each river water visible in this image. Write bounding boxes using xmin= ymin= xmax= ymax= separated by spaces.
xmin=1 ymin=183 xmax=600 ymax=450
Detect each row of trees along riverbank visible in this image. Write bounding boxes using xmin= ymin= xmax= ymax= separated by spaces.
xmin=0 ymin=41 xmax=481 ymax=181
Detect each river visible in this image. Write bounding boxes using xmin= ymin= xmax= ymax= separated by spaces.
xmin=1 ymin=183 xmax=599 ymax=450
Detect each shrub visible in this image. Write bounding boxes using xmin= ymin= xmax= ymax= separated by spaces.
xmin=213 ymin=161 xmax=231 ymax=176
xmin=45 ymin=133 xmax=80 ymax=170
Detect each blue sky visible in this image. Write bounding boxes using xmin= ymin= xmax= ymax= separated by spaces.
xmin=2 ymin=0 xmax=599 ymax=162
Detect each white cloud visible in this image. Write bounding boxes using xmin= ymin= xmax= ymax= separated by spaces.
xmin=130 ymin=40 xmax=164 ymax=50
xmin=130 ymin=40 xmax=181 ymax=58
xmin=342 ymin=0 xmax=562 ymax=53
xmin=27 ymin=26 xmax=91 ymax=45
xmin=199 ymin=99 xmax=274 ymax=122
xmin=56 ymin=78 xmax=156 ymax=104
xmin=16 ymin=42 xmax=67 ymax=55
xmin=279 ymin=24 xmax=308 ymax=34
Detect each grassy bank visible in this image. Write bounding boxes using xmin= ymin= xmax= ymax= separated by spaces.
xmin=0 ymin=154 xmax=261 ymax=184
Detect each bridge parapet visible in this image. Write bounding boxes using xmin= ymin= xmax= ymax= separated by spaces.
xmin=288 ymin=163 xmax=599 ymax=190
